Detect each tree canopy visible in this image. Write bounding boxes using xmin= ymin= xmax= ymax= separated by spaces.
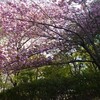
xmin=0 ymin=0 xmax=99 ymax=73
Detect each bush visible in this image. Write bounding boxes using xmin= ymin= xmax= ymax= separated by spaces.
xmin=0 ymin=72 xmax=100 ymax=100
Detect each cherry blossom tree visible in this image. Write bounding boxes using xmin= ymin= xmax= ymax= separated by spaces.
xmin=0 ymin=0 xmax=100 ymax=73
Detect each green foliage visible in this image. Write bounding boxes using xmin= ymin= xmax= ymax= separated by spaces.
xmin=0 ymin=72 xmax=100 ymax=100
xmin=42 ymin=66 xmax=71 ymax=79
xmin=15 ymin=69 xmax=36 ymax=84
